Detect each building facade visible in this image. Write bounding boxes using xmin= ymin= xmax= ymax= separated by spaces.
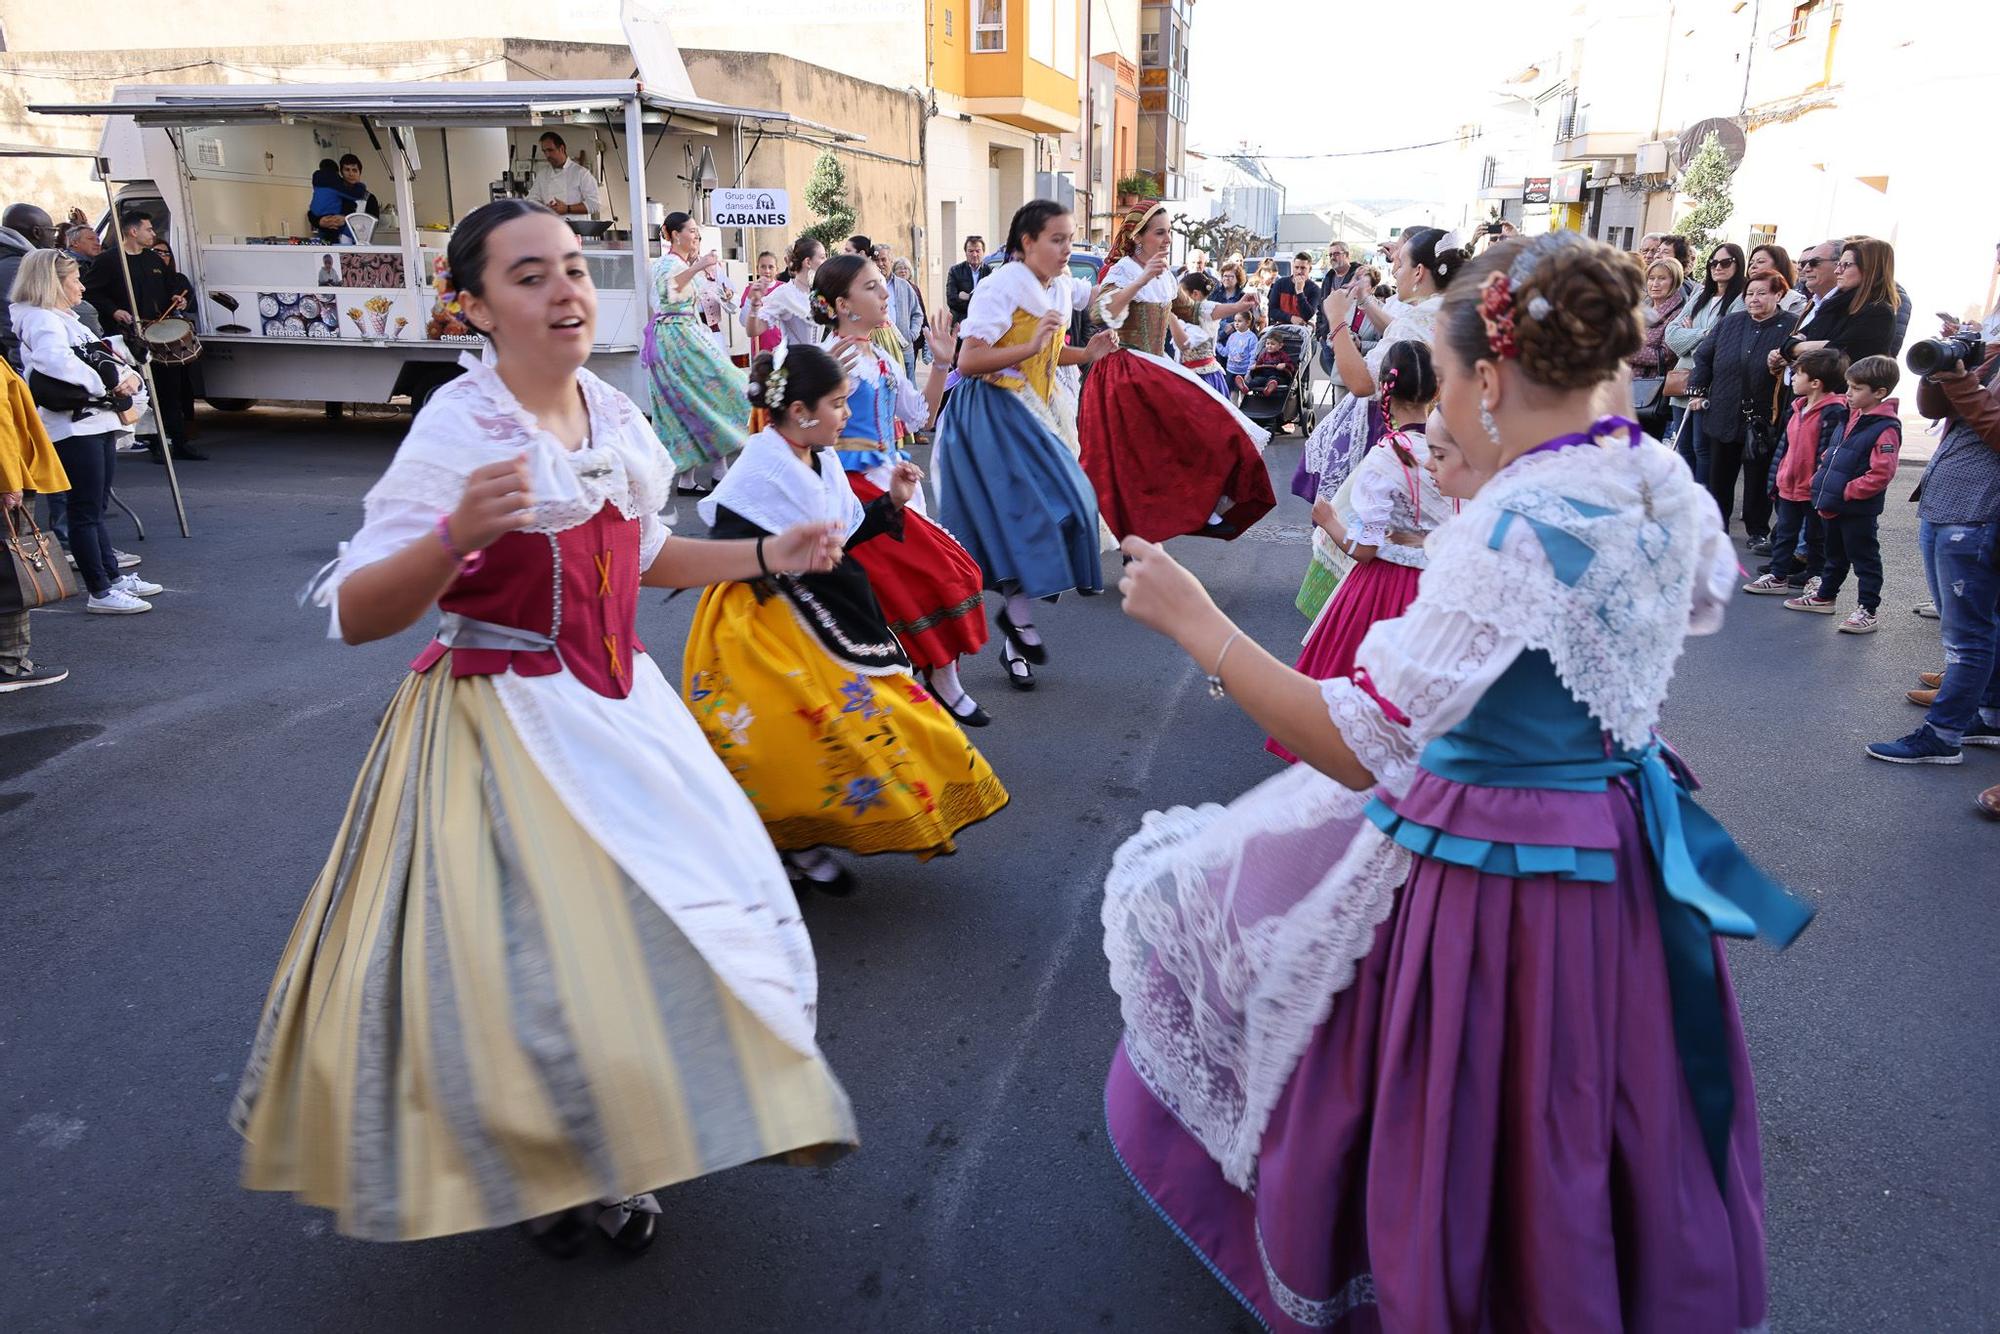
xmin=1135 ymin=0 xmax=1192 ymax=200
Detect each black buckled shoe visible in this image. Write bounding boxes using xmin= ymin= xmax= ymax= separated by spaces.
xmin=996 ymin=608 xmax=1047 ymax=665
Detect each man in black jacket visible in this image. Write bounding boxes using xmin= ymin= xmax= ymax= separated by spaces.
xmin=1690 ymin=271 xmax=1798 ymax=540
xmin=84 ymin=210 xmax=206 ymax=462
xmin=945 ymin=235 xmax=986 ymax=330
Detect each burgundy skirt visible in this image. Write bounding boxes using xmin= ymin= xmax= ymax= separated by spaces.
xmin=1078 ymin=350 xmax=1275 ymax=543
xmin=1268 ymin=559 xmax=1424 ymax=764
xmin=846 ymin=474 xmax=989 ymax=670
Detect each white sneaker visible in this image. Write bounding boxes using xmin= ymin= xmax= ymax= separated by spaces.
xmin=113 ymin=548 xmax=142 ymax=570
xmin=86 ymin=587 xmax=152 ymax=615
xmin=115 ymin=573 xmax=164 ymax=597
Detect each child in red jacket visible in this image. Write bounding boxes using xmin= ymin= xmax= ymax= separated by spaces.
xmin=1745 ymin=348 xmax=1847 ymax=595
xmin=1796 ymin=355 xmax=1903 ymax=632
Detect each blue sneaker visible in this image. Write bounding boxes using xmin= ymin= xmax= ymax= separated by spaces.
xmin=1961 ymin=721 xmax=2000 ymax=749
xmin=1866 ymin=726 xmax=1963 ymax=765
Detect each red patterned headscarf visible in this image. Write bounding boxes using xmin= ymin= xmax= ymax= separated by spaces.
xmin=1110 ymin=203 xmax=1168 ymax=266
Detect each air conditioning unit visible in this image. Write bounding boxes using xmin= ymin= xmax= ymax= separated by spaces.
xmin=1637 ymin=141 xmax=1670 ymax=175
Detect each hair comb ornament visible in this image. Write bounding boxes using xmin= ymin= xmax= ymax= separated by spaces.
xmin=763 ymin=344 xmax=791 ymax=409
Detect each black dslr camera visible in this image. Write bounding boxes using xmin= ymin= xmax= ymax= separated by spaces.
xmin=1907 ymin=329 xmax=1985 ymax=377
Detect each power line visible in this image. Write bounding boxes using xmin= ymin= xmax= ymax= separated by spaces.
xmin=1194 ymin=135 xmax=1470 ymax=162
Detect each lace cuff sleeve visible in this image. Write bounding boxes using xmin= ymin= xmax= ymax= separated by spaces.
xmin=1322 ymin=604 xmax=1524 ymax=792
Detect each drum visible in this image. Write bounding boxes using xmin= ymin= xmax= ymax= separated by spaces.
xmin=142 ymin=318 xmax=201 ymax=366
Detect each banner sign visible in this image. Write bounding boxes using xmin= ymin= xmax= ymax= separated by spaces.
xmin=710 ymin=188 xmax=790 ymax=228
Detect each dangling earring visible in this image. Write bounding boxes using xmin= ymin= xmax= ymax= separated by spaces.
xmin=1480 ymin=403 xmax=1501 ymax=447
xmin=799 ymin=417 xmax=820 ymax=428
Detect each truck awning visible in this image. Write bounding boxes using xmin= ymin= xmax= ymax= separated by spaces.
xmin=27 ymin=80 xmax=861 ymax=142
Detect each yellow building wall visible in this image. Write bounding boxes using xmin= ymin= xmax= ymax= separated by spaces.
xmin=930 ymin=0 xmax=968 ymax=97
xmin=955 ymin=0 xmax=1079 ymax=109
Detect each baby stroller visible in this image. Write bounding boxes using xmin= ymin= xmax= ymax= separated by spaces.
xmin=1236 ymin=323 xmax=1315 ymax=436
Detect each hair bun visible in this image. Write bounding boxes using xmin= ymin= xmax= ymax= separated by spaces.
xmin=1511 ymin=240 xmax=1646 ymax=390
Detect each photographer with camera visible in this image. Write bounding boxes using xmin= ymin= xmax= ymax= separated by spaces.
xmin=8 ymin=250 xmax=163 ymax=616
xmin=1863 ymin=318 xmax=2000 ymax=805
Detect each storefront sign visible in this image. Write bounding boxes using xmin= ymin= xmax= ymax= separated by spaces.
xmin=1551 ymin=168 xmax=1587 ymax=204
xmin=710 ymin=188 xmax=790 ymax=228
xmin=1522 ymin=176 xmax=1552 ymax=205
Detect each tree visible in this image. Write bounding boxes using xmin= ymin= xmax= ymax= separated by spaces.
xmin=1172 ymin=211 xmax=1264 ymax=260
xmin=803 ymin=151 xmax=856 ymax=249
xmin=1675 ymin=131 xmax=1737 ymax=259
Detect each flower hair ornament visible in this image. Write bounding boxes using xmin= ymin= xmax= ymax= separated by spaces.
xmin=1476 ymin=271 xmax=1521 ymax=360
xmin=809 ymin=290 xmax=836 ymax=323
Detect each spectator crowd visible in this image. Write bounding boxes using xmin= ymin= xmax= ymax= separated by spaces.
xmin=9 ymin=183 xmax=1998 ymax=821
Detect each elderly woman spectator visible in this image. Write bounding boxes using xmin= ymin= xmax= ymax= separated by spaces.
xmin=1631 ymin=257 xmax=1687 ymax=438
xmin=1664 ymin=241 xmax=1749 ymax=479
xmin=9 ymin=249 xmax=164 ymax=616
xmin=888 ymin=256 xmax=926 ymax=378
xmin=1749 ymin=243 xmax=1807 ymax=316
xmin=1689 ymin=270 xmax=1799 ymax=541
xmin=0 ymin=356 xmax=70 ymax=692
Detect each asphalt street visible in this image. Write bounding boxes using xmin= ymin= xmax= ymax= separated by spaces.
xmin=2 ymin=405 xmax=1993 ymax=1333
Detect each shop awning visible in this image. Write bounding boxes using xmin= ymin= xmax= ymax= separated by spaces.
xmin=28 ymin=80 xmax=861 ymax=142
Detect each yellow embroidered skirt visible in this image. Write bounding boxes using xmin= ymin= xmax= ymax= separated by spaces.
xmin=683 ymin=583 xmax=1009 ymax=858
xmin=231 ymin=668 xmax=856 ymax=1241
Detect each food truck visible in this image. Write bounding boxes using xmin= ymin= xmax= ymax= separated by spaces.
xmin=30 ymin=79 xmax=857 ymax=410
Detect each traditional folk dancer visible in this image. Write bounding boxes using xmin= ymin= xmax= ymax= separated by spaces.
xmin=1173 ymin=270 xmax=1256 ymax=397
xmin=233 ymin=201 xmax=857 ymax=1256
xmin=1269 ymin=341 xmax=1456 ymax=762
xmin=1102 ymin=234 xmax=1810 ymax=1332
xmin=1082 ymin=204 xmax=1275 ymax=543
xmin=684 ymin=344 xmax=1010 ymax=896
xmin=1294 ymin=226 xmax=1467 ymax=503
xmin=644 ymin=211 xmax=747 ymax=497
xmin=756 ymin=234 xmax=826 ymax=351
xmin=932 ymin=200 xmax=1117 ymax=692
xmin=811 ymin=254 xmax=993 ymax=726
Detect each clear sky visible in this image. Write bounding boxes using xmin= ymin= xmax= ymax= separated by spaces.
xmin=1183 ymin=0 xmax=1568 ymax=211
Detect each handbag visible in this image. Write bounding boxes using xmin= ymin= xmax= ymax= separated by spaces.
xmin=1630 ymin=376 xmax=1666 ymax=413
xmin=1 ymin=506 xmax=79 ymax=612
xmin=1663 ymin=366 xmax=1693 ymax=399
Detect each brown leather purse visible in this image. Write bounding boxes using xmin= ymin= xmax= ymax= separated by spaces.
xmin=1 ymin=506 xmax=79 ymax=612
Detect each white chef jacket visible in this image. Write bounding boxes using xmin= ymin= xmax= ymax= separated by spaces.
xmin=530 ymin=159 xmax=602 ymax=218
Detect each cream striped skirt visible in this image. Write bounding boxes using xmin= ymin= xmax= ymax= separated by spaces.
xmin=231 ymin=668 xmax=857 ymax=1241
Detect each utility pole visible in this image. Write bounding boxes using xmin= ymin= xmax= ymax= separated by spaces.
xmin=1081 ymin=1 xmax=1094 ymax=242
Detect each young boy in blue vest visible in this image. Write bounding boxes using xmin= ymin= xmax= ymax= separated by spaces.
xmin=1792 ymin=354 xmax=1903 ymax=632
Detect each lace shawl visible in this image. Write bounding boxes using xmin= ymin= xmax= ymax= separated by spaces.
xmin=699 ymin=426 xmax=865 ymax=539
xmin=310 ymin=352 xmax=673 ymax=633
xmin=1345 ymin=434 xmax=1451 ymax=570
xmin=1300 ymin=295 xmax=1442 ymax=498
xmin=1102 ymin=433 xmax=1737 ymax=1188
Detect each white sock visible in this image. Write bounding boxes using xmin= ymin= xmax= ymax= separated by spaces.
xmin=1209 ymin=508 xmax=1226 ymax=525
xmin=787 ymin=848 xmax=843 ymax=882
xmin=710 ymin=457 xmax=730 ymax=484
xmin=1004 ymin=593 xmax=1043 ymax=646
xmin=931 ymin=659 xmax=967 ymax=705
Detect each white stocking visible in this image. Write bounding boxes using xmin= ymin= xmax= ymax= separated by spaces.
xmin=1003 ymin=593 xmax=1044 ymax=647
xmin=930 ymin=659 xmax=967 ymax=705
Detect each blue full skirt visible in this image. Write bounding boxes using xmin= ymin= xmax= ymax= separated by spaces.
xmin=934 ymin=379 xmax=1106 ymax=599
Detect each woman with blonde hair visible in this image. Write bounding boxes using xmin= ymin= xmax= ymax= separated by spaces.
xmin=9 ymin=248 xmax=162 ymax=615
